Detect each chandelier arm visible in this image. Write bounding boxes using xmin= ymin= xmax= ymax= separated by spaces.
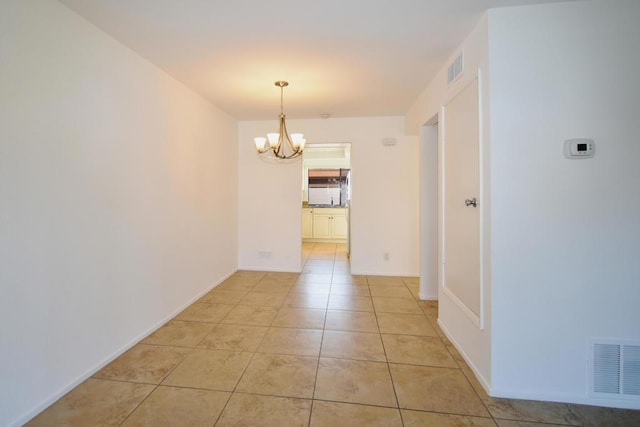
xmin=254 ymin=80 xmax=303 ymax=160
xmin=281 ymin=118 xmax=301 ymax=156
xmin=274 ymin=115 xmax=286 ymax=158
xmin=274 ymin=114 xmax=302 ymax=159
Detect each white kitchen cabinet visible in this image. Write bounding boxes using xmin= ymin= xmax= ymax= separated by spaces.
xmin=332 ymin=212 xmax=348 ymax=239
xmin=304 ymin=208 xmax=347 ymax=241
xmin=302 ymin=208 xmax=314 ymax=239
xmin=312 ymin=212 xmax=332 ymax=239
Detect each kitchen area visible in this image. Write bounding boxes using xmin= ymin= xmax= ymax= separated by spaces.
xmin=301 ymin=144 xmax=351 ymax=255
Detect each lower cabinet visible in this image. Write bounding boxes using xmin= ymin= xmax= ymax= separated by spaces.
xmin=302 ymin=208 xmax=314 ymax=239
xmin=332 ymin=212 xmax=348 ymax=239
xmin=312 ymin=212 xmax=333 ymax=239
xmin=303 ymin=208 xmax=347 ymax=241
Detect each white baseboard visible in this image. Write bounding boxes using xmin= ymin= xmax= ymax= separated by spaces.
xmin=349 ymin=270 xmax=419 ymax=277
xmin=238 ymin=266 xmax=303 ymax=273
xmin=437 ymin=318 xmax=640 ymax=411
xmin=489 ymin=387 xmax=640 ymax=411
xmin=13 ymin=269 xmax=236 ymax=427
xmin=437 ymin=318 xmax=492 ymax=394
xmin=419 ymin=291 xmax=438 ymax=300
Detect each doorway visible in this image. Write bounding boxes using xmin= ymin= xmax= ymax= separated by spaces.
xmin=419 ymin=121 xmax=439 ymax=300
xmin=301 ymin=143 xmax=352 ymax=271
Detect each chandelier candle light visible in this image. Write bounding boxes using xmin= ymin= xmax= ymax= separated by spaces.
xmin=254 ymin=81 xmax=306 ymax=159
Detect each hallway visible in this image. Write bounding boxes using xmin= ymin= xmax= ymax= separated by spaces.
xmin=28 ymin=243 xmax=640 ymax=425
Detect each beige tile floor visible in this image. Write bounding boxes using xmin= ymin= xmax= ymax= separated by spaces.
xmin=28 ymin=243 xmax=640 ymax=426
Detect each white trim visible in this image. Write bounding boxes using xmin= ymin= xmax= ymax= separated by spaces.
xmin=14 ymin=269 xmax=236 ymax=427
xmin=438 ymin=318 xmax=491 ymax=393
xmin=477 ymin=68 xmax=485 ymax=330
xmin=349 ymin=270 xmax=419 ymax=278
xmin=239 ymin=266 xmax=303 ymax=273
xmin=302 ymin=239 xmax=347 ymax=244
xmin=442 ymin=285 xmax=481 ymax=328
xmin=419 ymin=291 xmax=438 ymax=301
xmin=438 ymin=102 xmax=446 ymax=305
xmin=489 ymin=387 xmax=640 ymax=411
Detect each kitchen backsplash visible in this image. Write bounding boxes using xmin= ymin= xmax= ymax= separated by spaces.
xmin=308 ymin=187 xmax=343 ymax=206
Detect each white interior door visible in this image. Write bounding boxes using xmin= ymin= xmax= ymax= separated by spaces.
xmin=443 ymin=78 xmax=481 ymax=322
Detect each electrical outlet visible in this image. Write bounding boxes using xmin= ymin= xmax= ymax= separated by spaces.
xmin=383 ymin=252 xmax=390 ymax=261
xmin=258 ymin=250 xmax=272 ymax=259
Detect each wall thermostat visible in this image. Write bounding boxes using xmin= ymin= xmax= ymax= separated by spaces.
xmin=563 ymin=138 xmax=595 ymax=159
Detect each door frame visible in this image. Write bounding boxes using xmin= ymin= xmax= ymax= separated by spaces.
xmin=301 ymin=142 xmax=352 ymax=267
xmin=419 ymin=118 xmax=439 ymax=300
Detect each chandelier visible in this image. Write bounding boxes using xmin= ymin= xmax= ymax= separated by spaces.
xmin=254 ymin=81 xmax=305 ymax=159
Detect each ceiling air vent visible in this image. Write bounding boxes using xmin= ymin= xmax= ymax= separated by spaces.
xmin=447 ymin=51 xmax=464 ymax=85
xmin=592 ymin=342 xmax=640 ymax=399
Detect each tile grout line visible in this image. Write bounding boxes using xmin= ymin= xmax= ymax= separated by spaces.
xmin=308 ymin=244 xmax=334 ymax=426
xmin=128 ymin=263 xmax=428 ymax=426
xmin=115 ymin=331 xmax=202 ymax=426
xmin=44 ymin=244 xmax=581 ymax=425
xmin=419 ymin=299 xmax=499 ymax=424
xmin=367 ymin=275 xmax=406 ymax=426
xmin=113 ymin=292 xmax=249 ymax=426
xmin=210 ymin=272 xmax=281 ymax=427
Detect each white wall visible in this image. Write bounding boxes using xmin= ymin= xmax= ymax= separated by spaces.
xmin=408 ymin=0 xmax=640 ymax=409
xmin=237 ymin=121 xmax=304 ymax=272
xmin=0 ymin=1 xmax=238 ymax=425
xmin=488 ymin=0 xmax=640 ymax=408
xmin=406 ymin=13 xmax=492 ymax=391
xmin=238 ymin=117 xmax=419 ymax=276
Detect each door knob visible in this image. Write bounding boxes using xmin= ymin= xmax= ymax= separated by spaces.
xmin=465 ymin=197 xmax=478 ymax=207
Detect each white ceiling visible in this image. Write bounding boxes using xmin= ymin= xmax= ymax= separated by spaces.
xmin=59 ymin=0 xmax=574 ymax=120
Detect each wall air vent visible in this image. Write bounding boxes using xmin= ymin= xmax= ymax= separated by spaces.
xmin=447 ymin=51 xmax=464 ymax=85
xmin=592 ymin=342 xmax=640 ymax=399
